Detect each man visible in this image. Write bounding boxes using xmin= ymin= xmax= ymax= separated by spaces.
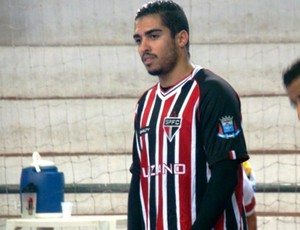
xmin=283 ymin=58 xmax=300 ymax=119
xmin=128 ymin=1 xmax=249 ymax=229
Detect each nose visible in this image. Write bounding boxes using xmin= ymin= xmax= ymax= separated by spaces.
xmin=139 ymin=38 xmax=150 ymax=55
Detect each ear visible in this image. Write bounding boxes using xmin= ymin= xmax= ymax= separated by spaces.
xmin=176 ymin=30 xmax=189 ymax=48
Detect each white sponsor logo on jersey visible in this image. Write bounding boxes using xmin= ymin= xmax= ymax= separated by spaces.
xmin=142 ymin=163 xmax=186 ymax=178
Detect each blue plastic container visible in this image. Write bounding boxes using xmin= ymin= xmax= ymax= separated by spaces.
xmin=20 ymin=165 xmax=65 ymax=214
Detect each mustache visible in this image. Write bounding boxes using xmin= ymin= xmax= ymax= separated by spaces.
xmin=141 ymin=52 xmax=157 ymax=62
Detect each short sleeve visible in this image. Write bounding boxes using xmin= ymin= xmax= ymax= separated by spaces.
xmin=198 ymin=70 xmax=249 ymax=166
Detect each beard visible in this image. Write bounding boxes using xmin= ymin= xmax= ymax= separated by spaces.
xmin=146 ymin=42 xmax=179 ymax=76
xmin=148 ymin=68 xmax=163 ymax=76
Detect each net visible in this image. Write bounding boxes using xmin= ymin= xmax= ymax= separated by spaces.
xmin=0 ymin=0 xmax=300 ymax=229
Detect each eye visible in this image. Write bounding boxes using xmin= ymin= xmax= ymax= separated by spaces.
xmin=150 ymin=34 xmax=159 ymax=40
xmin=133 ymin=35 xmax=141 ymax=45
xmin=135 ymin=39 xmax=141 ymax=46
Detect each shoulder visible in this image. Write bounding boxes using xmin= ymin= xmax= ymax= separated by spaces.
xmin=194 ymin=68 xmax=239 ymax=101
xmin=195 ymin=69 xmax=234 ymax=91
xmin=136 ymin=83 xmax=158 ymax=110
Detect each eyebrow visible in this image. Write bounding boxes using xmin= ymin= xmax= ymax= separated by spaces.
xmin=133 ymin=29 xmax=163 ymax=39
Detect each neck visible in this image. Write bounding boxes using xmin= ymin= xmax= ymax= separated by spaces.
xmin=159 ymin=62 xmax=194 ymax=88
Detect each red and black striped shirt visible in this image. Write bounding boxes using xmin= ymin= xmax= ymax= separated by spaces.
xmin=130 ymin=66 xmax=249 ymax=230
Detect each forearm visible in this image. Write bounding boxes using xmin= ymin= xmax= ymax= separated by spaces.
xmin=127 ymin=174 xmax=142 ymax=230
xmin=191 ymin=160 xmax=239 ymax=230
xmin=247 ymin=212 xmax=257 ymax=230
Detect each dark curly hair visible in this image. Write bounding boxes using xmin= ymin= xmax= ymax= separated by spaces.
xmin=283 ymin=58 xmax=300 ymax=88
xmin=135 ymin=0 xmax=190 ymax=52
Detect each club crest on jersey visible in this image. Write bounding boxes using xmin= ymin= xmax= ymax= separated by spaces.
xmin=217 ymin=115 xmax=240 ymax=139
xmin=163 ymin=117 xmax=182 ymax=142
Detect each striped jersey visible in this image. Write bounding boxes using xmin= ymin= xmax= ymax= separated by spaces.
xmin=130 ymin=65 xmax=249 ymax=230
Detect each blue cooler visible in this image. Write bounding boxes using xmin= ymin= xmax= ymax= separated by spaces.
xmin=20 ymin=152 xmax=65 ymax=217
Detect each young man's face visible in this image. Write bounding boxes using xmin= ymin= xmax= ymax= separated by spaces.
xmin=133 ymin=14 xmax=179 ymax=76
xmin=287 ymin=76 xmax=300 ymax=120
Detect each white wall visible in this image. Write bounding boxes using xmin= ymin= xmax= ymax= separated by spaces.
xmin=0 ymin=0 xmax=300 ymax=225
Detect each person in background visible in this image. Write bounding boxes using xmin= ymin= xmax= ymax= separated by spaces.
xmin=243 ymin=161 xmax=257 ymax=230
xmin=243 ymin=161 xmax=256 ymax=190
xmin=283 ymin=58 xmax=300 ymax=120
xmin=127 ymin=1 xmax=249 ymax=229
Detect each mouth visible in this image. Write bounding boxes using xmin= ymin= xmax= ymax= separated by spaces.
xmin=142 ymin=54 xmax=156 ymax=66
